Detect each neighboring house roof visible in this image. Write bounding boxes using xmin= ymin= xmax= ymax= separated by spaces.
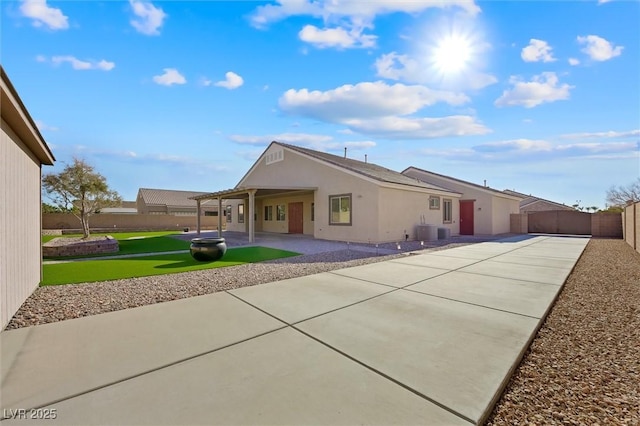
xmin=272 ymin=142 xmax=458 ymax=194
xmin=402 ymin=166 xmax=523 ymax=201
xmin=1 ymin=66 xmax=55 ymax=165
xmin=137 ymin=188 xmax=218 ymax=208
xmin=503 ymin=189 xmax=575 ymax=211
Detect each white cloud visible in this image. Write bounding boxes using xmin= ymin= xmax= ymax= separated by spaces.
xmin=35 ymin=120 xmax=59 ymax=131
xmin=280 ymin=81 xmax=469 ymax=122
xmin=560 ymin=129 xmax=640 ymax=139
xmin=521 ymin=39 xmax=556 ymax=62
xmin=598 ymin=0 xmax=613 ymax=4
xmin=214 ymin=72 xmax=244 ymax=90
xmin=249 ymin=0 xmax=481 ymax=28
xmin=474 ymin=139 xmax=553 ymax=153
xmin=577 ymin=35 xmax=623 ymax=61
xmin=229 ymin=132 xmax=376 ymax=152
xmin=129 ymin=0 xmax=167 ymax=36
xmin=299 ymin=25 xmax=376 ymax=49
xmin=568 ymin=57 xmax=580 ymax=66
xmin=374 ymin=51 xmax=497 ymax=90
xmin=152 ymin=68 xmax=186 ymax=86
xmin=19 ymin=0 xmax=68 ymax=30
xmin=50 ymin=56 xmax=115 ymax=71
xmin=495 ymin=72 xmax=573 ymax=108
xmin=342 ymin=115 xmax=491 ymax=139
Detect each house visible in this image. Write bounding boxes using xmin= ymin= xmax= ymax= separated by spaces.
xmin=503 ymin=189 xmax=575 ymax=213
xmin=1 ymin=66 xmax=55 ymax=329
xmin=402 ymin=167 xmax=522 ymax=235
xmin=192 ymin=142 xmax=462 ymax=244
xmin=136 ymin=188 xmax=220 ymax=216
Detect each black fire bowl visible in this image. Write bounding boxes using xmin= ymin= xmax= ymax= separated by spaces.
xmin=190 ymin=237 xmax=227 ymax=262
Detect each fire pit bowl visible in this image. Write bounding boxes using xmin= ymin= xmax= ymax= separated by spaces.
xmin=190 ymin=237 xmax=227 ymax=262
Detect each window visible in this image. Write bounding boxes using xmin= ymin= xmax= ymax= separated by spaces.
xmin=238 ymin=204 xmax=244 ymax=223
xmin=204 ymin=211 xmax=218 ymax=217
xmin=329 ymin=194 xmax=351 ymax=225
xmin=264 ymin=205 xmax=273 ymax=221
xmin=276 ymin=204 xmax=286 ymax=221
xmin=443 ymin=199 xmax=452 ymax=223
xmin=225 ymin=205 xmax=232 ymax=223
xmin=429 ymin=196 xmax=440 ymax=210
xmin=311 ymin=202 xmax=315 ymax=221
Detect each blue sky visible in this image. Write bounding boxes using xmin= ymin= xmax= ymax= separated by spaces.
xmin=3 ymin=0 xmax=639 ymax=209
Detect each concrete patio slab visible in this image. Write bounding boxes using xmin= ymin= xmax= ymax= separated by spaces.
xmin=1 ymin=292 xmax=285 ymax=411
xmin=390 ymin=253 xmax=480 ymax=270
xmin=328 ymin=262 xmax=449 ymax=288
xmin=297 ymin=289 xmax=540 ymax=424
xmin=9 ymin=328 xmax=468 ymax=426
xmin=230 ymin=272 xmax=393 ymax=324
xmin=489 ymin=253 xmax=577 ymax=269
xmin=406 ymin=271 xmax=562 ymax=318
xmin=458 ymin=260 xmax=573 ymax=285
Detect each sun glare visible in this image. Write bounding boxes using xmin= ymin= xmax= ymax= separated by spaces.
xmin=433 ymin=34 xmax=472 ymax=73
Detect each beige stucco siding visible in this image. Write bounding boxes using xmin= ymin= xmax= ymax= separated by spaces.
xmin=1 ymin=118 xmax=43 ymax=329
xmin=403 ymin=168 xmax=519 ymax=235
xmin=491 ymin=196 xmax=521 ymax=234
xmin=239 ymin=146 xmax=382 ymax=242
xmin=377 ymin=187 xmax=461 ymax=242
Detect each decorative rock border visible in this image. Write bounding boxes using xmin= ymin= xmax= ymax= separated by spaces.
xmin=43 ymin=236 xmax=119 ymax=257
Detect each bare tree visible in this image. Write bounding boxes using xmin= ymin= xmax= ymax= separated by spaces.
xmin=606 ymin=178 xmax=640 ymax=207
xmin=42 ymin=157 xmax=122 ymax=238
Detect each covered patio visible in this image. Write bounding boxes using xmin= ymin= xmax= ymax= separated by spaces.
xmin=191 ymin=186 xmax=316 ymax=243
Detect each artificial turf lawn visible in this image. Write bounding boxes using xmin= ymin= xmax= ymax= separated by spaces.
xmin=43 ymin=231 xmax=190 ymax=259
xmin=41 ymin=246 xmax=300 ymax=286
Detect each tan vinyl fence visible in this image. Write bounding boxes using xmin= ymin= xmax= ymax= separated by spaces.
xmin=510 ymin=211 xmax=622 ymax=238
xmin=42 ymin=213 xmax=223 ymax=233
xmin=622 ymin=202 xmax=640 ymax=254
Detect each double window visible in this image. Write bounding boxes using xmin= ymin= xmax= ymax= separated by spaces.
xmin=276 ymin=204 xmax=286 ymax=221
xmin=225 ymin=205 xmax=232 ymax=223
xmin=264 ymin=205 xmax=273 ymax=221
xmin=329 ymin=194 xmax=351 ymax=225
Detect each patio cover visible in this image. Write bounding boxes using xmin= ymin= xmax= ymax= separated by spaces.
xmin=190 ymin=186 xmax=317 ymax=242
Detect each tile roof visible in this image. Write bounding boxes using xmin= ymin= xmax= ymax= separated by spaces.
xmin=277 ymin=142 xmax=457 ymax=194
xmin=137 ymin=188 xmax=211 ymax=207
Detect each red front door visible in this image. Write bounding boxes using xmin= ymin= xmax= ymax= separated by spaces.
xmin=288 ymin=202 xmax=304 ymax=234
xmin=460 ymin=200 xmax=474 ymax=235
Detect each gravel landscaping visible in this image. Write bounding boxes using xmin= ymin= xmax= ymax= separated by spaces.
xmin=488 ymin=238 xmax=640 ymax=425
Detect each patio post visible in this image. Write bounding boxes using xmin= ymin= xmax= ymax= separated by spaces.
xmin=248 ymin=189 xmax=256 ymax=243
xmin=196 ymin=199 xmax=201 ymax=235
xmin=217 ymin=197 xmax=222 ymax=238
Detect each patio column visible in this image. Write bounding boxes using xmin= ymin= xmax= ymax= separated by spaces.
xmin=217 ymin=197 xmax=223 ymax=238
xmin=248 ymin=189 xmax=256 ymax=243
xmin=196 ymin=200 xmax=201 ymax=235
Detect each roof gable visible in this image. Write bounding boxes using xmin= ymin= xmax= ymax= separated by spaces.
xmin=503 ymin=189 xmax=574 ymax=210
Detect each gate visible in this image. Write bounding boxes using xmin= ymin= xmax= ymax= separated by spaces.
xmin=528 ymin=210 xmax=592 ymax=235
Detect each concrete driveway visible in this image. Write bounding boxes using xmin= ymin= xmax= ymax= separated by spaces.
xmin=1 ymin=235 xmax=588 ymax=425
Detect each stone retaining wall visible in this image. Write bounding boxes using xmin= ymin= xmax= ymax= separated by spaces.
xmin=42 ymin=237 xmax=119 ymax=257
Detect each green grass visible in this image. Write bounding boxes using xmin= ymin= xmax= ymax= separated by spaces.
xmin=42 ymin=246 xmax=300 ymax=286
xmin=43 ymin=231 xmax=190 ymax=259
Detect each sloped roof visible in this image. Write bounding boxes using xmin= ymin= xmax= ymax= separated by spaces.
xmin=402 ymin=166 xmax=522 ymax=200
xmin=137 ymin=188 xmax=214 ymax=208
xmin=277 ymin=143 xmax=457 ymax=194
xmin=503 ymin=189 xmax=574 ymax=210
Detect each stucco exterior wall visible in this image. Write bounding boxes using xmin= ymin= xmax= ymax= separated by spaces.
xmin=42 ymin=212 xmax=223 ymax=232
xmin=1 ymin=118 xmax=43 ymax=329
xmin=377 ymin=187 xmax=460 ymax=242
xmin=239 ymin=146 xmax=382 ymax=243
xmin=402 ymin=168 xmax=519 ymax=235
xmin=491 ymin=196 xmax=521 ymax=234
